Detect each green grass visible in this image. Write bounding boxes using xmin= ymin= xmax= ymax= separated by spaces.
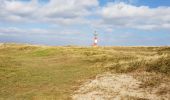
xmin=0 ymin=44 xmax=105 ymax=100
xmin=0 ymin=43 xmax=170 ymax=100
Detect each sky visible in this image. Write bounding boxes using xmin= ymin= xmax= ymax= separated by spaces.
xmin=0 ymin=0 xmax=170 ymax=46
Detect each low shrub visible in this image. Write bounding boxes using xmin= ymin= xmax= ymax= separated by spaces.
xmin=146 ymin=56 xmax=170 ymax=75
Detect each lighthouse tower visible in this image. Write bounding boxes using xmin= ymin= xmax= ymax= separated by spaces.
xmin=93 ymin=31 xmax=98 ymax=47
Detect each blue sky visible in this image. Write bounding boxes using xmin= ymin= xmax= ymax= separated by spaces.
xmin=0 ymin=0 xmax=170 ymax=46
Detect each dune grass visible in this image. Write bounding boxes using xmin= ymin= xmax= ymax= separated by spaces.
xmin=0 ymin=43 xmax=170 ymax=100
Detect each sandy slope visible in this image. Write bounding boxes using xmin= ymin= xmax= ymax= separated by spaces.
xmin=72 ymin=73 xmax=169 ymax=100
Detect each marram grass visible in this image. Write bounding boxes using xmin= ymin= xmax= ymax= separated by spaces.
xmin=0 ymin=43 xmax=169 ymax=100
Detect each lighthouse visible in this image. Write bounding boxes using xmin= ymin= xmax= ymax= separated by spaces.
xmin=93 ymin=31 xmax=98 ymax=47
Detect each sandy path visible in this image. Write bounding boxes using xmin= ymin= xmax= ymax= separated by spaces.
xmin=72 ymin=73 xmax=169 ymax=100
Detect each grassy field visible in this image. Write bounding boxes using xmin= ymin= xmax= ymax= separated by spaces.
xmin=0 ymin=43 xmax=170 ymax=100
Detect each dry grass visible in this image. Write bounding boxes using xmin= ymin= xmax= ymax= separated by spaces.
xmin=0 ymin=43 xmax=170 ymax=100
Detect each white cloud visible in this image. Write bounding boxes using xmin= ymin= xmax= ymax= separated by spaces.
xmin=0 ymin=0 xmax=98 ymax=25
xmin=0 ymin=0 xmax=170 ymax=31
xmin=0 ymin=27 xmax=81 ymax=36
xmin=99 ymin=2 xmax=170 ymax=30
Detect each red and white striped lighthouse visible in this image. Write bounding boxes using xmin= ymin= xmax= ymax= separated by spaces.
xmin=93 ymin=31 xmax=98 ymax=47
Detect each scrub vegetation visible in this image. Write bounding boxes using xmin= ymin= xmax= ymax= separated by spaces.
xmin=0 ymin=43 xmax=169 ymax=100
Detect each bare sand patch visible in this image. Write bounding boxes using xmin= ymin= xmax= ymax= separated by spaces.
xmin=72 ymin=73 xmax=169 ymax=100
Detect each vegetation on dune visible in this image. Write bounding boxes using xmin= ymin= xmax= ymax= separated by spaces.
xmin=108 ymin=54 xmax=170 ymax=75
xmin=0 ymin=43 xmax=170 ymax=99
